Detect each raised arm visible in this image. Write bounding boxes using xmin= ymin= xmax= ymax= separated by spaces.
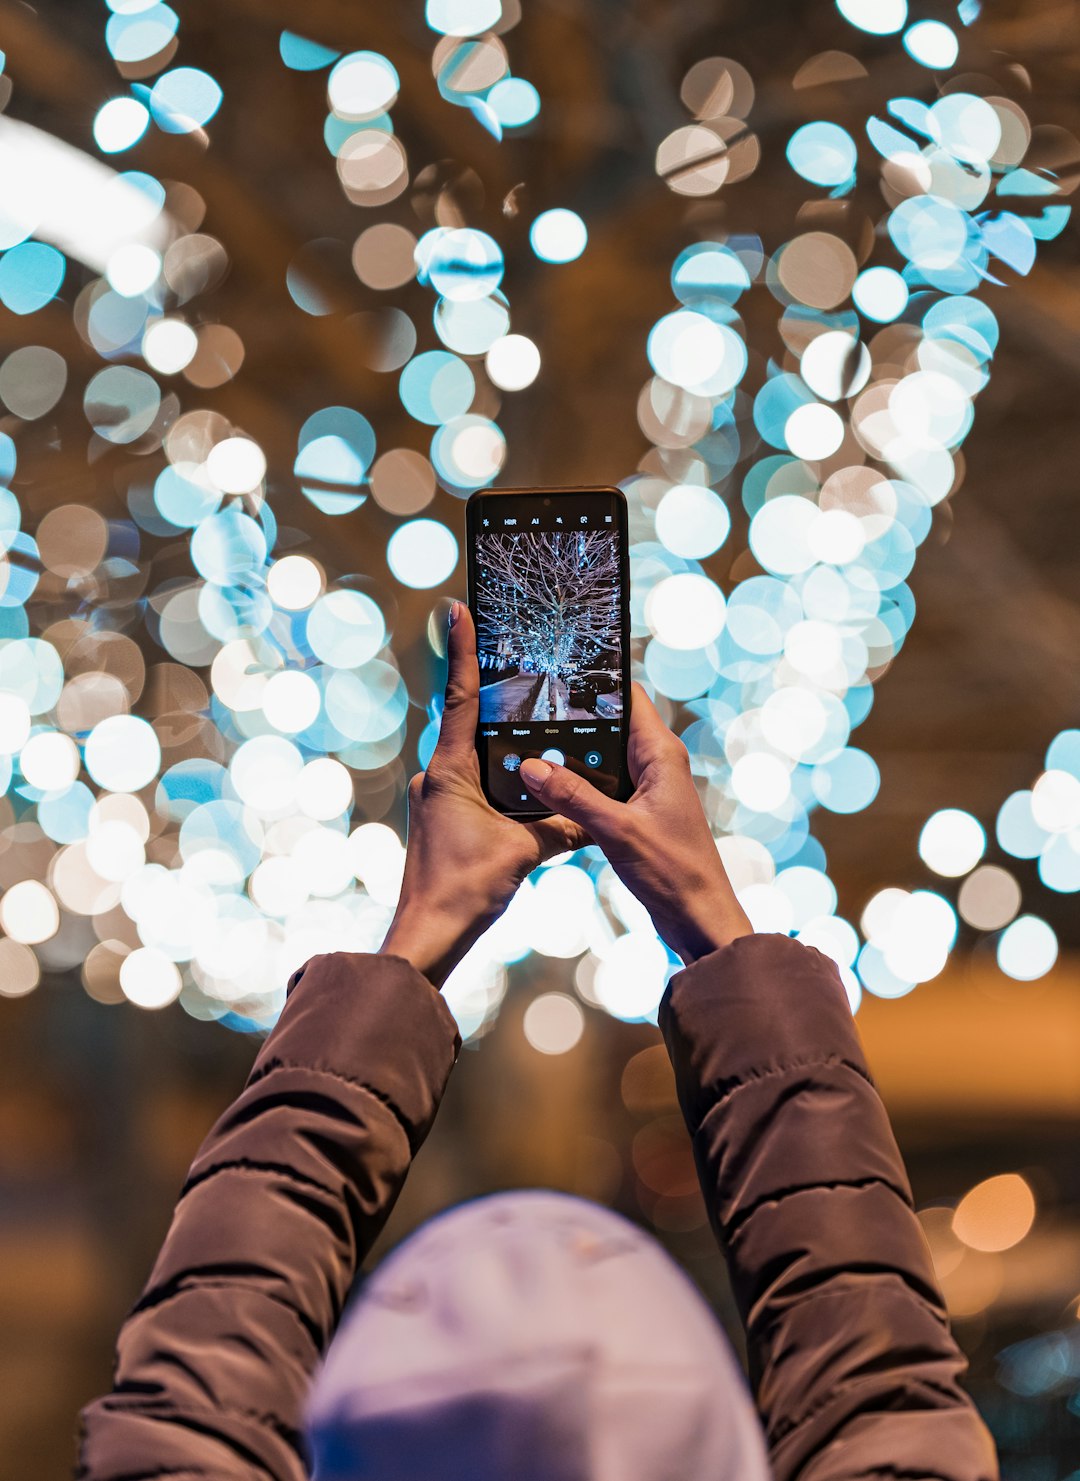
xmin=522 ymin=687 xmax=999 ymax=1480
xmin=659 ymin=933 xmax=998 ymax=1480
xmin=79 ymin=605 xmax=582 ymax=1480
xmin=77 ymin=951 xmax=460 ymax=1480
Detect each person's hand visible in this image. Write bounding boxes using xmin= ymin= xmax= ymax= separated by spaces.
xmin=519 ymin=685 xmax=753 ymax=965
xmin=381 ymin=603 xmax=590 ymax=989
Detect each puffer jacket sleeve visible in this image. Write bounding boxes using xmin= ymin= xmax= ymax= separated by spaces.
xmin=77 ymin=951 xmax=460 ymax=1481
xmin=658 ymin=932 xmax=999 ymax=1481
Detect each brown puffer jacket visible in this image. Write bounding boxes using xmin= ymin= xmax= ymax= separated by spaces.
xmin=76 ymin=934 xmax=999 ymax=1479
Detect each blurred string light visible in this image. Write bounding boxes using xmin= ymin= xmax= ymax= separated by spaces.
xmin=595 ymin=4 xmax=1071 ymax=1013
xmin=426 ymin=0 xmax=541 ymax=138
xmin=0 ymin=1 xmax=549 ymax=1037
xmin=871 ymin=745 xmax=1075 ymax=997
xmin=0 ymin=2 xmax=1072 ymax=1041
xmin=897 ymin=725 xmax=1080 ymax=988
xmin=0 ymin=7 xmax=417 ymax=1029
xmin=297 ymin=4 xmax=538 ymax=509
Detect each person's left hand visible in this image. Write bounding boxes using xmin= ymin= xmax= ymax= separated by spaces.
xmin=380 ymin=602 xmax=589 ymax=989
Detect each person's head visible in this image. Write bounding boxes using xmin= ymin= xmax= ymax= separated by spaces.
xmin=306 ymin=1191 xmax=769 ymax=1481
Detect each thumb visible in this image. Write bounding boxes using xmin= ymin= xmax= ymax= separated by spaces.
xmin=519 ymin=758 xmax=623 ymax=837
xmin=432 ymin=600 xmax=479 ymax=763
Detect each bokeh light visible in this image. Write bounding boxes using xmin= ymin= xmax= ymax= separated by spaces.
xmin=853 ymin=265 xmax=908 ymax=322
xmin=120 ymin=947 xmax=183 ymax=1009
xmin=953 ymin=1174 xmax=1036 ymax=1253
xmin=523 ymin=992 xmax=585 ymax=1054
xmin=0 ymin=243 xmax=65 ymax=315
xmin=387 ymin=519 xmax=459 ymax=589
xmin=997 ymin=916 xmax=1058 ymax=982
xmin=0 ymin=880 xmax=60 ymax=945
xmin=267 ymin=555 xmax=324 ymax=610
xmin=529 ymin=209 xmax=587 ymax=264
xmin=904 ymin=20 xmax=959 ymax=70
xmin=0 ymin=938 xmax=42 ymax=999
xmin=787 ymin=121 xmax=857 ymax=187
xmin=93 ymin=98 xmax=150 ymax=153
xmin=426 ymin=0 xmax=503 ymax=37
xmin=958 ymin=866 xmax=1021 ymax=931
xmin=485 ymin=334 xmax=540 ymax=390
xmin=919 ymin=809 xmax=986 ymax=878
xmin=837 ymin=0 xmax=907 ymax=35
xmin=143 ymin=318 xmax=199 ymax=374
xmin=328 ymin=52 xmax=399 ymax=120
xmin=150 ymin=68 xmax=223 ymax=134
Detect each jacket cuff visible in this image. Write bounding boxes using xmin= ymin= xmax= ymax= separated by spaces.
xmin=658 ymin=933 xmax=867 ymax=1137
xmin=252 ymin=951 xmax=461 ymax=1149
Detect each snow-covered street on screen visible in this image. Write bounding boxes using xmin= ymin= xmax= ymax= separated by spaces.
xmin=480 ymin=670 xmax=617 ymax=723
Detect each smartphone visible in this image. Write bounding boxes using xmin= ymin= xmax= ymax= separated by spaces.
xmin=466 ymin=485 xmax=632 ymax=817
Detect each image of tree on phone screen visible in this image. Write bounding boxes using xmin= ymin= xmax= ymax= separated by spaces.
xmin=475 ymin=530 xmax=623 ymax=723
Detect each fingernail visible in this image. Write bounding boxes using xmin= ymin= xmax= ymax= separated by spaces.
xmin=520 ymin=758 xmax=552 ymax=787
xmin=448 ymin=600 xmax=461 ymax=628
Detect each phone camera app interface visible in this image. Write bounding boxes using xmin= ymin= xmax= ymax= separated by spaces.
xmin=473 ymin=492 xmax=626 ymax=811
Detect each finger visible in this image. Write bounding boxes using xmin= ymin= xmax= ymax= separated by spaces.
xmin=519 ymin=757 xmax=624 ymax=837
xmin=525 ymin=817 xmax=592 ymax=861
xmin=432 ymin=601 xmax=480 ymax=763
xmin=627 ymin=682 xmax=680 ymax=784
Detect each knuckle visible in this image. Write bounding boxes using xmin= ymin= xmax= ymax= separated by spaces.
xmin=657 ymin=729 xmax=688 ymax=764
xmin=443 ymin=677 xmax=476 ymax=710
xmin=421 ymin=762 xmax=446 ymax=796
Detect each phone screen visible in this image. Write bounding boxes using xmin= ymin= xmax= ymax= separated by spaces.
xmin=466 ymin=487 xmax=631 ymax=816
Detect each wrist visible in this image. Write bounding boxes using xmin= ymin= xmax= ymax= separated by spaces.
xmin=664 ymin=895 xmax=754 ymax=967
xmin=380 ymin=900 xmax=481 ymax=990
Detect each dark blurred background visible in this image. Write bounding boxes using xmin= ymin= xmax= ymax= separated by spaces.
xmin=1 ymin=0 xmax=1080 ymax=1475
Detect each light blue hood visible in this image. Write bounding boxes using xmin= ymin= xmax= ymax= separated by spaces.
xmin=306 ymin=1190 xmax=770 ymax=1481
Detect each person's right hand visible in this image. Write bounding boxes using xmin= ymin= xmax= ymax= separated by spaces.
xmin=519 ymin=685 xmax=753 ymax=965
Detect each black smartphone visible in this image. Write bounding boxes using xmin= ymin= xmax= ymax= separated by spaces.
xmin=466 ymin=485 xmax=632 ymax=817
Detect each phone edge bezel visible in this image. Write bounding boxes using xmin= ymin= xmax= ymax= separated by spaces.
xmin=465 ymin=485 xmax=632 ymax=819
